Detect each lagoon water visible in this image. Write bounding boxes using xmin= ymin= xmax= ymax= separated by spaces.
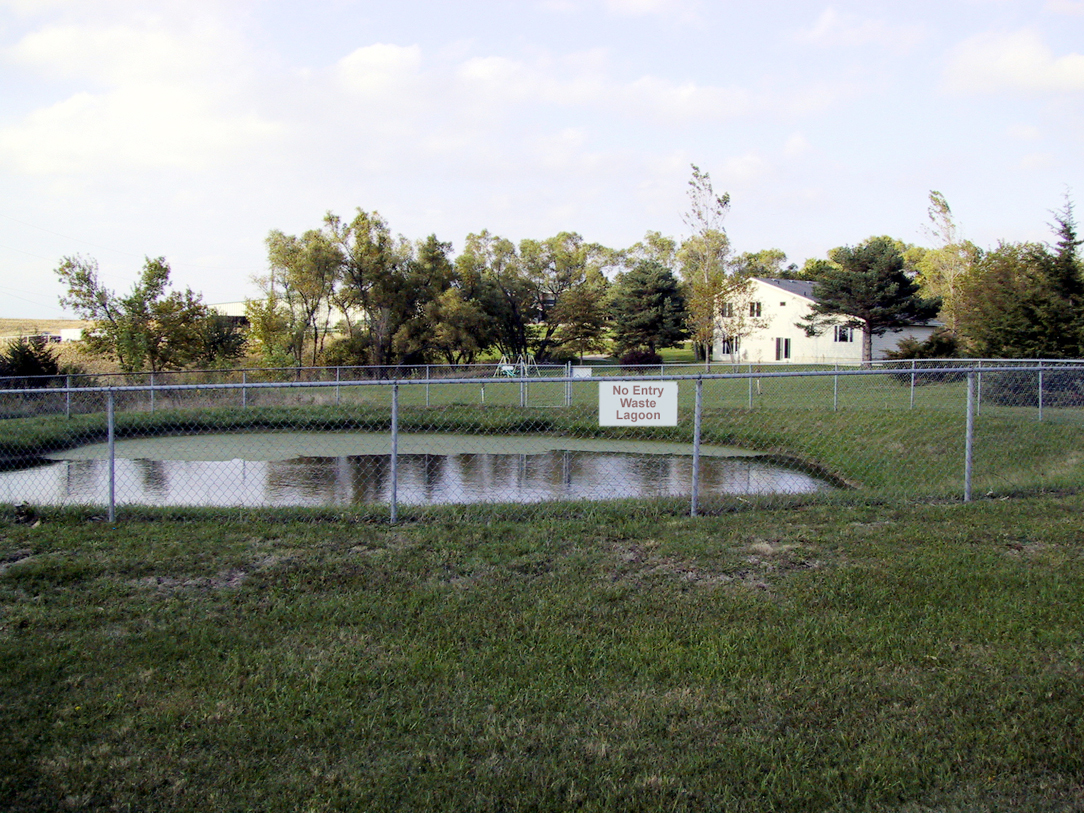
xmin=1 ymin=432 xmax=830 ymax=508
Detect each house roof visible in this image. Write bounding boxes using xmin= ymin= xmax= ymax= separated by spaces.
xmin=754 ymin=277 xmax=817 ymax=301
xmin=752 ymin=276 xmax=945 ymax=328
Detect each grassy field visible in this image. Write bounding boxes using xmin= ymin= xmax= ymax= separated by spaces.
xmin=0 ymin=318 xmax=89 ymax=338
xmin=2 ymin=496 xmax=1084 ymax=811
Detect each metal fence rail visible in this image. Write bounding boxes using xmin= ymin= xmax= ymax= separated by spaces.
xmin=2 ymin=364 xmax=1083 ymax=522
xmin=6 ymin=356 xmax=1084 ymax=393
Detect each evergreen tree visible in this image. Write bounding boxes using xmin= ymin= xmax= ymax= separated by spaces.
xmin=799 ymin=237 xmax=941 ymax=362
xmin=0 ymin=336 xmax=61 ymax=387
xmin=609 ymin=261 xmax=689 ymax=354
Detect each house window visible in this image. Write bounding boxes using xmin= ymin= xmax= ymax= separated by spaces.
xmin=833 ymin=326 xmax=854 ymax=343
xmin=719 ymin=302 xmax=735 ymax=318
xmin=719 ymin=336 xmax=741 ymax=355
xmin=749 ymin=301 xmax=762 ymax=317
xmin=779 ymin=301 xmax=786 ymax=306
xmin=775 ymin=337 xmax=791 ymax=361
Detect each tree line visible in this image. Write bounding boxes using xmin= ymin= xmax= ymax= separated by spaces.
xmin=49 ymin=167 xmax=1083 ymax=375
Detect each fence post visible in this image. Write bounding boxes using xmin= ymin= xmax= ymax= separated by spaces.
xmin=520 ymin=378 xmax=526 ymax=408
xmin=425 ymin=365 xmax=430 ymax=408
xmin=149 ymin=373 xmax=155 ymax=414
xmin=964 ymin=372 xmax=975 ymax=503
xmin=833 ymin=364 xmax=839 ymax=412
xmin=65 ymin=374 xmax=71 ymax=419
xmin=691 ymin=378 xmax=703 ymax=517
xmin=1038 ymin=364 xmax=1044 ymax=423
xmin=107 ymin=390 xmax=116 ymax=523
xmin=390 ymin=383 xmax=399 ymax=524
xmin=335 ymin=366 xmax=341 ymax=407
xmin=566 ymin=361 xmax=572 ymax=407
xmin=748 ymin=364 xmax=754 ymax=410
xmin=910 ymin=360 xmax=916 ymax=410
xmin=242 ymin=371 xmax=247 ymax=409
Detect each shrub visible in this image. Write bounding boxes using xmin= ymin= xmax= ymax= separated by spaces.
xmin=884 ymin=329 xmax=965 ymax=386
xmin=620 ymin=348 xmax=663 ymax=372
xmin=542 ymin=346 xmax=579 ymax=366
xmin=983 ymin=368 xmax=1084 ymax=408
xmin=884 ymin=329 xmax=961 ymax=361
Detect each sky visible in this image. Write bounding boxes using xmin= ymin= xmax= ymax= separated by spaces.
xmin=1 ymin=0 xmax=1082 ymax=320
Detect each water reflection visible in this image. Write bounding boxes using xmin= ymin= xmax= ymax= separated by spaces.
xmin=0 ymin=450 xmax=829 ymax=507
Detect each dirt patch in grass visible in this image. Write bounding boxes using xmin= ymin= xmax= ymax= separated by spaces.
xmin=0 ymin=549 xmax=35 ymax=575
xmin=604 ymin=536 xmax=822 ymax=591
xmin=129 ymin=553 xmax=289 ymax=592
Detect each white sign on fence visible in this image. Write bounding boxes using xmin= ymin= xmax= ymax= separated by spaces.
xmin=598 ymin=381 xmax=678 ymax=426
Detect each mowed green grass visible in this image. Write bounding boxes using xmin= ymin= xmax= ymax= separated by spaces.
xmin=3 ymin=497 xmax=1084 ymax=811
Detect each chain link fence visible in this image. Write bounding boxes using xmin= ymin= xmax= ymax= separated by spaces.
xmin=3 ymin=362 xmax=1084 ymax=522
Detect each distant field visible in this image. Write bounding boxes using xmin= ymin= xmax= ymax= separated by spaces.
xmin=0 ymin=318 xmax=89 ymax=338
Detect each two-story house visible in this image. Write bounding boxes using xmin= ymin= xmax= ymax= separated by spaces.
xmin=713 ymin=277 xmax=940 ymax=365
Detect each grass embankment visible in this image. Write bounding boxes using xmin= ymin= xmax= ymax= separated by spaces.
xmin=3 ymin=497 xmax=1084 ymax=811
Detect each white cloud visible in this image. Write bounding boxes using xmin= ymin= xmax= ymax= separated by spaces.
xmin=454 ymin=51 xmax=749 ymax=122
xmin=337 ymin=43 xmax=423 ymax=97
xmin=1020 ymin=152 xmax=1055 ymax=170
xmin=531 ymin=127 xmax=591 ymax=170
xmin=784 ymin=132 xmax=811 ymax=158
xmin=1045 ymin=0 xmax=1084 ymax=14
xmin=0 ymin=85 xmax=276 ymax=174
xmin=0 ymin=17 xmax=279 ymax=175
xmin=945 ymin=29 xmax=1084 ymax=93
xmin=605 ymin=0 xmax=687 ymax=14
xmin=720 ymin=151 xmax=770 ymax=183
xmin=7 ymin=21 xmax=230 ymax=84
xmin=1008 ymin=123 xmax=1042 ymax=140
xmin=796 ymin=7 xmax=926 ymax=52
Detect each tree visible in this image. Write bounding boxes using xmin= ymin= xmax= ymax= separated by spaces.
xmin=264 ymin=228 xmax=342 ymax=366
xmin=953 ymin=198 xmax=1083 ymax=359
xmin=609 ymin=261 xmax=690 ymax=354
xmin=424 ymin=235 xmax=497 ymax=365
xmin=325 ymin=208 xmax=416 ymax=367
xmin=389 ymin=234 xmax=459 ymax=365
xmin=244 ymin=285 xmax=298 ymax=368
xmin=798 ymin=237 xmax=941 ymax=362
xmin=456 ymin=230 xmax=532 ymax=359
xmin=1046 ymin=195 xmax=1084 ymax=309
xmin=194 ymin=315 xmax=247 ymax=369
xmin=730 ymin=248 xmax=797 ymax=278
xmin=793 ymin=257 xmax=840 ymax=280
xmin=425 ymin=287 xmax=492 ymax=365
xmin=0 ymin=335 xmax=61 ymax=386
xmin=56 ymin=255 xmax=210 ymax=373
xmin=623 ymin=230 xmax=678 ymax=270
xmin=909 ymin=191 xmax=979 ymax=332
xmin=678 ymin=164 xmax=731 ymax=368
xmin=520 ymin=232 xmax=609 ymax=361
xmin=955 ymin=242 xmax=1051 ymax=358
xmin=551 ymin=268 xmax=610 ymax=362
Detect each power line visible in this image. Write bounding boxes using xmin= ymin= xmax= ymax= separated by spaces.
xmin=0 ymin=211 xmax=145 ymax=260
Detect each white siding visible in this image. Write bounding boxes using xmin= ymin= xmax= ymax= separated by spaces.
xmin=713 ymin=278 xmax=939 ymax=365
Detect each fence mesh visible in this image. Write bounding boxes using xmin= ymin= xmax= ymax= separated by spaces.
xmin=3 ymin=363 xmax=1084 ymax=522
